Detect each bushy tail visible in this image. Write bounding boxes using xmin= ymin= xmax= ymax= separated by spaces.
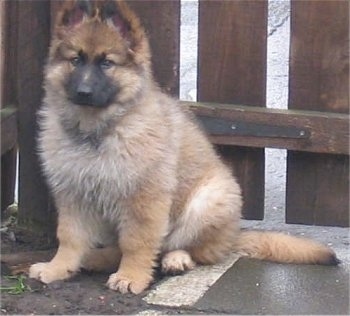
xmin=235 ymin=230 xmax=340 ymax=266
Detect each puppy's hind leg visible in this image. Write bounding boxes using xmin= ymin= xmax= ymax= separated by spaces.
xmin=166 ymin=170 xmax=242 ymax=267
xmin=82 ymin=247 xmax=121 ymax=273
xmin=29 ymin=209 xmax=90 ymax=283
xmin=161 ymin=250 xmax=196 ymax=275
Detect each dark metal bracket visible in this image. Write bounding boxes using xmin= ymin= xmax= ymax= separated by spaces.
xmin=198 ymin=116 xmax=310 ymax=139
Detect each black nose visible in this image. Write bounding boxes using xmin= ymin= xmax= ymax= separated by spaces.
xmin=75 ymin=82 xmax=93 ymax=105
xmin=77 ymin=83 xmax=93 ymax=97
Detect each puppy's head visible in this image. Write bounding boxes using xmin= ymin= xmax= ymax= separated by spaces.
xmin=46 ymin=0 xmax=151 ymax=108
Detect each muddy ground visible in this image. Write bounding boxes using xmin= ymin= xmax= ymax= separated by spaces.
xmin=0 ymin=226 xmax=203 ymax=315
xmin=1 ymin=226 xmax=139 ymax=315
xmin=1 ymin=268 xmax=147 ymax=315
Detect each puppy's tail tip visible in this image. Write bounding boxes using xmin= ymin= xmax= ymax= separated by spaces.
xmin=235 ymin=230 xmax=340 ymax=266
xmin=323 ymin=253 xmax=341 ymax=266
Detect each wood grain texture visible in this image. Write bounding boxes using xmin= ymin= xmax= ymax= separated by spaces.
xmin=1 ymin=148 xmax=17 ymax=212
xmin=1 ymin=2 xmax=18 ymax=212
xmin=50 ymin=1 xmax=63 ymax=33
xmin=287 ymin=1 xmax=349 ymax=227
xmin=0 ymin=0 xmax=4 ymax=107
xmin=16 ymin=1 xmax=56 ymax=233
xmin=198 ymin=1 xmax=268 ymax=220
xmin=187 ymin=102 xmax=349 ymax=155
xmin=287 ymin=152 xmax=349 ymax=227
xmin=289 ymin=2 xmax=349 ymax=113
xmin=1 ymin=108 xmax=17 ymax=155
xmin=128 ymin=0 xmax=180 ymax=96
xmin=2 ymin=0 xmax=18 ymax=108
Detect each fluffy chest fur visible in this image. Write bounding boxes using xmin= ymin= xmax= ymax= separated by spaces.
xmin=37 ymin=95 xmax=179 ymax=217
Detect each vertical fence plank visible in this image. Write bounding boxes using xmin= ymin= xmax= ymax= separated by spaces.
xmin=17 ymin=1 xmax=55 ymax=234
xmin=198 ymin=1 xmax=267 ymax=219
xmin=0 ymin=0 xmax=4 ymax=106
xmin=128 ymin=0 xmax=180 ymax=96
xmin=2 ymin=1 xmax=18 ymax=108
xmin=50 ymin=1 xmax=62 ymax=32
xmin=1 ymin=149 xmax=17 ymax=212
xmin=1 ymin=1 xmax=18 ymax=212
xmin=287 ymin=1 xmax=349 ymax=227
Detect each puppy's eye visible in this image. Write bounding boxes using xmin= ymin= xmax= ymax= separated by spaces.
xmin=70 ymin=56 xmax=83 ymax=67
xmin=100 ymin=59 xmax=115 ymax=70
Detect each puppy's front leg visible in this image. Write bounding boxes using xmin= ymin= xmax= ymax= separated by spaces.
xmin=107 ymin=195 xmax=170 ymax=294
xmin=29 ymin=209 xmax=89 ymax=283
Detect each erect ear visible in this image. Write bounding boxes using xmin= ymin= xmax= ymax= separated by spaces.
xmin=100 ymin=0 xmax=131 ymax=39
xmin=55 ymin=0 xmax=93 ymax=32
xmin=100 ymin=0 xmax=146 ymax=51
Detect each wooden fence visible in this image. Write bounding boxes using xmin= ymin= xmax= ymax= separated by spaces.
xmin=1 ymin=1 xmax=349 ymax=236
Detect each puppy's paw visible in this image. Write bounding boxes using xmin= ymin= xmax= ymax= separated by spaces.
xmin=161 ymin=250 xmax=196 ymax=275
xmin=106 ymin=271 xmax=152 ymax=294
xmin=29 ymin=262 xmax=75 ymax=284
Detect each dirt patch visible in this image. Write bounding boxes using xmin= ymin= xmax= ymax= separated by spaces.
xmin=0 ymin=211 xmax=204 ymax=315
xmin=1 ymin=272 xmax=152 ymax=315
xmin=0 ymin=227 xmax=153 ymax=315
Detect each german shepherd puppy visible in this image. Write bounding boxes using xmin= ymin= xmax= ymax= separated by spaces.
xmin=29 ymin=0 xmax=339 ymax=294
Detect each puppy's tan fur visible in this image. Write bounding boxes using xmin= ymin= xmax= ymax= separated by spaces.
xmin=29 ymin=0 xmax=339 ymax=294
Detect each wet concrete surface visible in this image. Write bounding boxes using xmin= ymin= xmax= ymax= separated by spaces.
xmin=195 ymin=258 xmax=349 ymax=315
xmin=141 ymin=220 xmax=349 ymax=315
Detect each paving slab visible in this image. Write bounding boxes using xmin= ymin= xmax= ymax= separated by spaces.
xmin=194 ymin=258 xmax=350 ymax=315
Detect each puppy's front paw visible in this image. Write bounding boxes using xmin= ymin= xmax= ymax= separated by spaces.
xmin=29 ymin=262 xmax=75 ymax=284
xmin=106 ymin=272 xmax=152 ymax=294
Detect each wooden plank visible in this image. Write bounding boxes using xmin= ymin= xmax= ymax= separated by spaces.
xmin=2 ymin=1 xmax=18 ymax=109
xmin=1 ymin=108 xmax=17 ymax=155
xmin=1 ymin=250 xmax=55 ymax=275
xmin=289 ymin=2 xmax=349 ymax=113
xmin=198 ymin=1 xmax=267 ymax=220
xmin=1 ymin=148 xmax=17 ymax=212
xmin=287 ymin=1 xmax=349 ymax=227
xmin=0 ymin=0 xmax=4 ymax=107
xmin=50 ymin=1 xmax=63 ymax=33
xmin=287 ymin=152 xmax=349 ymax=227
xmin=127 ymin=0 xmax=180 ymax=96
xmin=17 ymin=1 xmax=56 ymax=233
xmin=1 ymin=2 xmax=18 ymax=213
xmin=1 ymin=250 xmax=55 ymax=270
xmin=186 ymin=102 xmax=349 ymax=155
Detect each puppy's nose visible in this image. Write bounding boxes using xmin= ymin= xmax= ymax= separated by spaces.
xmin=77 ymin=83 xmax=93 ymax=98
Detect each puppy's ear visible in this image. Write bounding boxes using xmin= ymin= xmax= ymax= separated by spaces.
xmin=100 ymin=0 xmax=146 ymax=52
xmin=55 ymin=0 xmax=93 ymax=35
xmin=100 ymin=0 xmax=131 ymax=40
